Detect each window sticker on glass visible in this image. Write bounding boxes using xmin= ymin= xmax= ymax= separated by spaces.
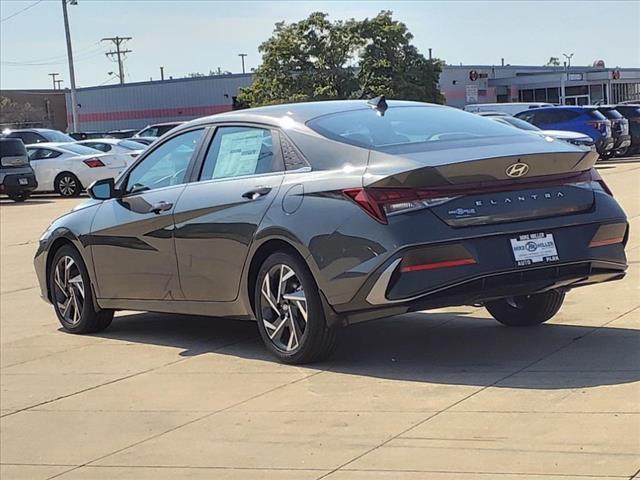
xmin=213 ymin=130 xmax=265 ymax=179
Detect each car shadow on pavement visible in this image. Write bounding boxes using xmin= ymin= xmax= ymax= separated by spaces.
xmin=88 ymin=310 xmax=640 ymax=389
xmin=0 ymin=199 xmax=55 ymax=206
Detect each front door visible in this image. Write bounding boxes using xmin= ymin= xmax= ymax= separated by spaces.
xmin=173 ymin=126 xmax=285 ymax=302
xmin=90 ymin=128 xmax=206 ymax=300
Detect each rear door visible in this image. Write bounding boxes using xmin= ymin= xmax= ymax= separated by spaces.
xmin=27 ymin=147 xmax=64 ymax=191
xmin=173 ymin=125 xmax=285 ymax=302
xmin=90 ymin=128 xmax=207 ymax=300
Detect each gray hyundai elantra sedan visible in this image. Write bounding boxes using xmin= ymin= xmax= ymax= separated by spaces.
xmin=35 ymin=99 xmax=628 ymax=364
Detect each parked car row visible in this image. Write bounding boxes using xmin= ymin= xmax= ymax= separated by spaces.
xmin=1 ymin=129 xmax=151 ymax=200
xmin=467 ymin=102 xmax=637 ymax=159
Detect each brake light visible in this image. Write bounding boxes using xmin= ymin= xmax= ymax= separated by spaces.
xmin=343 ymin=188 xmax=457 ymax=224
xmin=587 ymin=120 xmax=606 ymax=131
xmin=589 ymin=168 xmax=613 ymax=196
xmin=83 ymin=158 xmax=105 ymax=168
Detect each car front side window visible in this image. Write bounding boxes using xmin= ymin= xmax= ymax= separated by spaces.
xmin=124 ymin=128 xmax=205 ymax=194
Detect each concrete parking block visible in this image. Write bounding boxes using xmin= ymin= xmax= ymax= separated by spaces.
xmin=95 ymin=411 xmax=426 ymax=470
xmin=347 ymin=411 xmax=640 ymax=477
xmin=0 ymin=410 xmax=201 ymax=466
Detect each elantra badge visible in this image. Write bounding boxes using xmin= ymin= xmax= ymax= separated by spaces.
xmin=505 ymin=162 xmax=530 ymax=178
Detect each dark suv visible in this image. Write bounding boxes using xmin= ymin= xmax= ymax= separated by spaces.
xmin=596 ymin=106 xmax=631 ymax=157
xmin=0 ymin=138 xmax=37 ymax=202
xmin=516 ymin=107 xmax=614 ymax=157
xmin=614 ymin=104 xmax=640 ymax=155
xmin=3 ymin=128 xmax=75 ymax=145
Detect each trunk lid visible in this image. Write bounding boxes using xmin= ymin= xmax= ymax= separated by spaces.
xmin=363 ymin=136 xmax=599 ymax=227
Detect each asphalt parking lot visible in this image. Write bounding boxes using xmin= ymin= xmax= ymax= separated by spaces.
xmin=1 ymin=158 xmax=639 ymax=480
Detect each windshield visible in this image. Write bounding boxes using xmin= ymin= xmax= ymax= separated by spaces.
xmin=44 ymin=130 xmax=75 ymax=142
xmin=496 ymin=116 xmax=541 ymax=131
xmin=59 ymin=143 xmax=102 ymax=155
xmin=118 ymin=140 xmax=146 ymax=150
xmin=307 ymin=106 xmax=522 ymax=150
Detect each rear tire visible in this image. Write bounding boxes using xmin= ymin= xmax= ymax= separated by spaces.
xmin=254 ymin=251 xmax=337 ymax=364
xmin=486 ymin=290 xmax=565 ymax=327
xmin=49 ymin=245 xmax=113 ymax=334
xmin=55 ymin=172 xmax=82 ymax=197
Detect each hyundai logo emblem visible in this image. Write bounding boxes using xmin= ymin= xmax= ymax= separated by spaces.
xmin=505 ymin=162 xmax=530 ymax=178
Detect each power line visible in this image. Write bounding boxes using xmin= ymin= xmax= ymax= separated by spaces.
xmin=0 ymin=0 xmax=44 ymax=23
xmin=101 ymin=36 xmax=132 ymax=84
xmin=1 ymin=48 xmax=104 ymax=67
xmin=0 ymin=42 xmax=102 ymax=65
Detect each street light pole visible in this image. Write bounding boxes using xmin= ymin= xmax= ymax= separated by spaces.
xmin=61 ymin=0 xmax=79 ymax=132
xmin=238 ymin=53 xmax=247 ymax=74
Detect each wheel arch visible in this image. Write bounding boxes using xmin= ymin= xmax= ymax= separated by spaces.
xmin=54 ymin=171 xmax=83 ymax=193
xmin=44 ymin=232 xmax=99 ymax=310
xmin=244 ymin=236 xmax=342 ymax=327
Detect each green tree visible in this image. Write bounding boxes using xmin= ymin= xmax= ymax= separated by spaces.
xmin=239 ymin=11 xmax=444 ymax=106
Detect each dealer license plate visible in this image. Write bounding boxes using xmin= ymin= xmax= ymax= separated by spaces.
xmin=510 ymin=233 xmax=559 ymax=266
xmin=18 ymin=178 xmax=28 ymax=185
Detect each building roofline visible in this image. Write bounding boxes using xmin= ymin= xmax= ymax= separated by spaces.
xmin=71 ymin=72 xmax=255 ymax=93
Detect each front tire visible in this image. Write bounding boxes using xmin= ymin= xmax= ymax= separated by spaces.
xmin=55 ymin=172 xmax=82 ymax=197
xmin=255 ymin=252 xmax=337 ymax=364
xmin=49 ymin=245 xmax=113 ymax=333
xmin=486 ymin=290 xmax=565 ymax=327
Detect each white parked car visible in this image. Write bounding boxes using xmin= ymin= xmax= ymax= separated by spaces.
xmin=26 ymin=143 xmax=130 ymax=197
xmin=75 ymin=138 xmax=146 ymax=162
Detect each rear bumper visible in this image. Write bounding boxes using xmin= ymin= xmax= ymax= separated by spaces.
xmin=613 ymin=134 xmax=631 ymax=150
xmin=0 ymin=172 xmax=38 ymax=195
xmin=596 ymin=137 xmax=615 ymax=154
xmin=331 ymin=217 xmax=628 ymax=324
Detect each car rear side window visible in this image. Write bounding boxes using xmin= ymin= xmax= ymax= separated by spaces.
xmin=9 ymin=132 xmax=45 ymax=145
xmin=307 ymin=106 xmax=521 ymax=150
xmin=28 ymin=148 xmax=62 ymax=160
xmin=199 ymin=127 xmax=281 ymax=181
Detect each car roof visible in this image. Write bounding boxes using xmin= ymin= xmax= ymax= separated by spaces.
xmin=183 ymin=100 xmax=437 ymax=130
xmin=144 ymin=121 xmax=184 ymax=127
xmin=79 ymin=138 xmax=121 ymax=143
xmin=7 ymin=128 xmax=59 ymax=133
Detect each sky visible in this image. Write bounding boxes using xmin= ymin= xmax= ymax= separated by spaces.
xmin=1 ymin=0 xmax=639 ymax=90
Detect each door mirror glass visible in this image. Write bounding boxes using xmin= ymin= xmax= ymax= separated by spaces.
xmin=88 ymin=178 xmax=116 ymax=200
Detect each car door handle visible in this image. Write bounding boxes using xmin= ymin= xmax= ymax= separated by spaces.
xmin=149 ymin=201 xmax=173 ymax=214
xmin=242 ymin=187 xmax=272 ymax=200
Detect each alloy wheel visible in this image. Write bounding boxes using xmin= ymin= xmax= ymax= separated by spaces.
xmin=58 ymin=176 xmax=77 ymax=196
xmin=260 ymin=264 xmax=308 ymax=352
xmin=53 ymin=255 xmax=85 ymax=325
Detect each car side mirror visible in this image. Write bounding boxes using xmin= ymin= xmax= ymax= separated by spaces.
xmin=88 ymin=178 xmax=118 ymax=200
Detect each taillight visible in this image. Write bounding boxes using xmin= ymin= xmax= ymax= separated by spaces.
xmin=587 ymin=120 xmax=606 ymax=132
xmin=589 ymin=168 xmax=613 ymax=196
xmin=343 ymin=188 xmax=457 ymax=224
xmin=343 ymin=168 xmax=612 ymax=223
xmin=83 ymin=158 xmax=105 ymax=168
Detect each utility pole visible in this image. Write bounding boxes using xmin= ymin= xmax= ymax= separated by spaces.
xmin=238 ymin=53 xmax=247 ymax=74
xmin=61 ymin=0 xmax=79 ymax=132
xmin=160 ymin=66 xmax=165 ymax=81
xmin=55 ymin=79 xmax=64 ymax=90
xmin=48 ymin=73 xmax=60 ymax=90
xmin=102 ymin=36 xmax=132 ymax=84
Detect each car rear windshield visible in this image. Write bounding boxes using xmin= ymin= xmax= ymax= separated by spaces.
xmin=0 ymin=139 xmax=27 ymax=157
xmin=616 ymin=106 xmax=640 ymax=117
xmin=118 ymin=140 xmax=146 ymax=150
xmin=599 ymin=109 xmax=624 ymax=120
xmin=307 ymin=106 xmax=522 ymax=149
xmin=60 ymin=144 xmax=102 ymax=155
xmin=586 ymin=109 xmax=607 ymax=121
